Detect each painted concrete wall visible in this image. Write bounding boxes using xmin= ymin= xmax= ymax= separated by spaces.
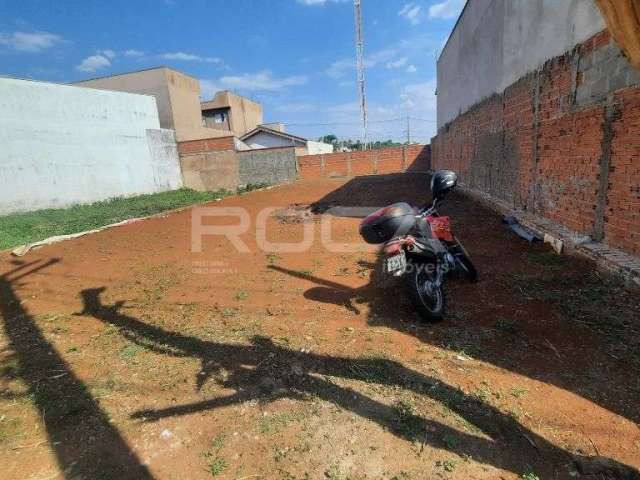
xmin=75 ymin=68 xmax=175 ymax=130
xmin=145 ymin=129 xmax=183 ymax=190
xmin=180 ymin=150 xmax=239 ymax=192
xmin=237 ymin=147 xmax=297 ymax=187
xmin=437 ymin=0 xmax=605 ymax=127
xmin=307 ymin=141 xmax=334 ymax=155
xmin=180 ymin=146 xmax=297 ymax=191
xmin=0 ymin=77 xmax=182 ymax=214
xmin=227 ymin=93 xmax=263 ymax=137
xmin=201 ymin=91 xmax=263 ymax=137
xmin=75 ymin=67 xmax=229 ymax=142
xmin=164 ymin=69 xmax=225 ymax=142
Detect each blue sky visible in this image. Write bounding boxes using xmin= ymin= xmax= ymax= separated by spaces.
xmin=0 ymin=0 xmax=464 ymax=142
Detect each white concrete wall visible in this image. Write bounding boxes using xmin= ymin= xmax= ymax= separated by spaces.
xmin=0 ymin=77 xmax=182 ymax=214
xmin=437 ymin=0 xmax=605 ymax=127
xmin=145 ymin=129 xmax=183 ymax=190
xmin=306 ymin=140 xmax=334 ymax=155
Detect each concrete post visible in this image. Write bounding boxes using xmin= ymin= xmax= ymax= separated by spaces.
xmin=320 ymin=154 xmax=326 ymax=178
xmin=402 ymin=146 xmax=408 ymax=172
xmin=593 ymin=100 xmax=620 ymax=242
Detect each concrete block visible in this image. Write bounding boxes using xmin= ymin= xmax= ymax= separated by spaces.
xmin=598 ymin=57 xmax=617 ymax=76
xmin=626 ymin=66 xmax=640 ymax=86
xmin=594 ymin=43 xmax=617 ymax=65
xmin=589 ymin=77 xmax=609 ymax=99
xmin=575 ymin=86 xmax=591 ymax=106
xmin=544 ymin=233 xmax=564 ymax=253
xmin=609 ymin=72 xmax=627 ymax=93
xmin=613 ymin=59 xmax=626 ymax=78
xmin=237 ymin=148 xmax=297 ymax=186
xmin=579 ymin=51 xmax=593 ymax=72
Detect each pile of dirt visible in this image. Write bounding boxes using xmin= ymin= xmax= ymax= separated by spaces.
xmin=274 ymin=203 xmax=315 ymax=224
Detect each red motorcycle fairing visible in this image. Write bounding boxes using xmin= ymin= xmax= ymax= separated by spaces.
xmin=426 ymin=215 xmax=454 ymax=243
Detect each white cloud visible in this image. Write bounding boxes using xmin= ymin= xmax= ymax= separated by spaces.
xmin=326 ymin=48 xmax=402 ymax=79
xmin=401 ymin=79 xmax=437 ymax=114
xmin=0 ymin=30 xmax=63 ymax=53
xmin=386 ymin=57 xmax=408 ymax=69
xmin=161 ymin=52 xmax=221 ymax=63
xmin=124 ymin=49 xmax=144 ymax=57
xmin=99 ymin=49 xmax=116 ymax=59
xmin=219 ymin=71 xmax=307 ymax=92
xmin=326 ymin=58 xmax=354 ymax=79
xmin=398 ymin=3 xmax=422 ymax=25
xmin=325 ymin=101 xmax=394 ymax=122
xmin=326 ymin=37 xmax=436 ymax=79
xmin=365 ymin=47 xmax=399 ymax=68
xmin=199 ymin=79 xmax=220 ymax=99
xmin=326 ymin=102 xmax=359 ymax=115
xmin=76 ymin=54 xmax=111 ymax=73
xmin=429 ymin=0 xmax=465 ymax=19
xmin=275 ymin=102 xmax=316 ymax=113
xmin=406 ymin=64 xmax=417 ymax=73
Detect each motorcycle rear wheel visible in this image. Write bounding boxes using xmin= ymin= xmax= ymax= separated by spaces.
xmin=405 ymin=261 xmax=445 ymax=322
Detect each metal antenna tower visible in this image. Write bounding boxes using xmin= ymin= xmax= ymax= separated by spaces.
xmin=353 ymin=0 xmax=368 ymax=149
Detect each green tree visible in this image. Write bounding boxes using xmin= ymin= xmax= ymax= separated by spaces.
xmin=318 ymin=134 xmax=338 ymax=146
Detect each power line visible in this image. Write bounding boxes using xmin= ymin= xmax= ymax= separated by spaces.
xmin=286 ymin=117 xmax=403 ymax=127
xmin=284 ymin=116 xmax=435 ymax=127
xmin=408 ymin=117 xmax=437 ymax=123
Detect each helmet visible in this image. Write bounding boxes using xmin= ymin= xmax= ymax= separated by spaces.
xmin=430 ymin=170 xmax=457 ymax=199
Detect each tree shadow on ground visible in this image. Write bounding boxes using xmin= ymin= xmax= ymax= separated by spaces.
xmin=303 ymin=174 xmax=640 ymax=428
xmin=0 ymin=259 xmax=153 ymax=479
xmin=78 ymin=287 xmax=639 ymax=479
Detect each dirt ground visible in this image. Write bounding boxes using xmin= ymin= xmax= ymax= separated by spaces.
xmin=1 ymin=174 xmax=639 ymax=480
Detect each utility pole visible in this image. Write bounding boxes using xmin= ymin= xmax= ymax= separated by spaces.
xmin=353 ymin=0 xmax=368 ymax=150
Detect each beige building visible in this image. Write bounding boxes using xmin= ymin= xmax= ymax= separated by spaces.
xmin=74 ymin=67 xmax=231 ymax=142
xmin=201 ymin=91 xmax=263 ymax=138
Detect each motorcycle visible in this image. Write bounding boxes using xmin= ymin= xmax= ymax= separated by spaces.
xmin=358 ymin=170 xmax=477 ymax=322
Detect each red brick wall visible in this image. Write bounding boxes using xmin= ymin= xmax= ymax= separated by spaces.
xmin=177 ymin=136 xmax=235 ymax=155
xmin=432 ymin=30 xmax=640 ymax=257
xmin=607 ymin=88 xmax=640 ymax=254
xmin=298 ymin=144 xmax=430 ymax=180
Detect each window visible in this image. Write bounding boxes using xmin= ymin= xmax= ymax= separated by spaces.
xmin=213 ymin=112 xmax=226 ymax=124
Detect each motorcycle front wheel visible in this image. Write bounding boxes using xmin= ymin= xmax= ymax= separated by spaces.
xmin=404 ymin=261 xmax=445 ymax=322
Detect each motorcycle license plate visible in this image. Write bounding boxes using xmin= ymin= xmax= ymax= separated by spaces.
xmin=386 ymin=251 xmax=406 ymax=274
